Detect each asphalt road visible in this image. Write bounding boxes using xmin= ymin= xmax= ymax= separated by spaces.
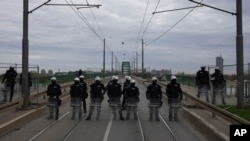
xmin=0 ymin=79 xmax=208 ymax=141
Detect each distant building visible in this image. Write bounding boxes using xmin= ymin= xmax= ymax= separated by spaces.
xmin=216 ymin=56 xmax=224 ymax=73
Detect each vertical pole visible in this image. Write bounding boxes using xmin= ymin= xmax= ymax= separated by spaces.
xmin=136 ymin=52 xmax=138 ymax=73
xmin=111 ymin=51 xmax=113 ymax=74
xmin=103 ymin=39 xmax=105 ymax=79
xmin=22 ymin=0 xmax=29 ymax=108
xmin=236 ymin=0 xmax=244 ymax=109
xmin=142 ymin=39 xmax=144 ymax=76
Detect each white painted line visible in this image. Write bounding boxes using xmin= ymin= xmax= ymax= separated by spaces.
xmin=137 ymin=112 xmax=146 ymax=141
xmin=103 ymin=116 xmax=113 ymax=141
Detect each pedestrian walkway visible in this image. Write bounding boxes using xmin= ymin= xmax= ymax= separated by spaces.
xmin=179 ymin=85 xmax=238 ymax=141
xmin=181 ymin=85 xmax=237 ymax=106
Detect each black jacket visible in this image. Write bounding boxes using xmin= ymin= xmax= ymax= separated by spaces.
xmin=107 ymin=82 xmax=122 ymax=97
xmin=47 ymin=83 xmax=62 ymax=98
xmin=146 ymin=83 xmax=162 ymax=99
xmin=125 ymin=85 xmax=139 ymax=98
xmin=2 ymin=69 xmax=17 ymax=86
xmin=166 ymin=82 xmax=182 ymax=100
xmin=90 ymin=82 xmax=106 ymax=98
xmin=70 ymin=83 xmax=83 ymax=98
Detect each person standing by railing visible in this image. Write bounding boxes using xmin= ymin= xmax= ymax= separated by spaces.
xmin=195 ymin=65 xmax=210 ymax=103
xmin=211 ymin=68 xmax=226 ymax=105
xmin=1 ymin=66 xmax=17 ymax=102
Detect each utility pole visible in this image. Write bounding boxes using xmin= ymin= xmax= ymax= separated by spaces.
xmin=21 ymin=0 xmax=101 ymax=108
xmin=22 ymin=0 xmax=29 ymax=108
xmin=142 ymin=39 xmax=144 ymax=76
xmin=136 ymin=52 xmax=138 ymax=73
xmin=103 ymin=39 xmax=105 ymax=78
xmin=111 ymin=51 xmax=113 ymax=74
xmin=188 ymin=0 xmax=244 ymax=108
xmin=236 ymin=0 xmax=244 ymax=109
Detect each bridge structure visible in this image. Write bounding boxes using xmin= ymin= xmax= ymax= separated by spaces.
xmin=0 ymin=75 xmax=249 ymax=141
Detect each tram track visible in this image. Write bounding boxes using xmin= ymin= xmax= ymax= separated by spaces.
xmin=137 ymin=111 xmax=180 ymax=141
xmin=28 ymin=111 xmax=70 ymax=141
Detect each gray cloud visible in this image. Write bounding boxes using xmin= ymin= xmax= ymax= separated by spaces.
xmin=0 ymin=0 xmax=249 ymax=74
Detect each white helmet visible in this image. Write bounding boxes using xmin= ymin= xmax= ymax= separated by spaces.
xmin=79 ymin=75 xmax=84 ymax=79
xmin=95 ymin=76 xmax=101 ymax=81
xmin=131 ymin=79 xmax=136 ymax=83
xmin=152 ymin=77 xmax=157 ymax=81
xmin=51 ymin=77 xmax=57 ymax=81
xmin=171 ymin=75 xmax=176 ymax=80
xmin=112 ymin=75 xmax=116 ymax=80
xmin=74 ymin=77 xmax=80 ymax=81
xmin=128 ymin=76 xmax=131 ymax=80
xmin=114 ymin=76 xmax=119 ymax=80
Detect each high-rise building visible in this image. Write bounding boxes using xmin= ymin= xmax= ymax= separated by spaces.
xmin=216 ymin=56 xmax=224 ymax=73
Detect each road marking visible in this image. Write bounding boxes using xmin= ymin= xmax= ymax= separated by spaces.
xmin=103 ymin=116 xmax=113 ymax=141
xmin=137 ymin=112 xmax=146 ymax=141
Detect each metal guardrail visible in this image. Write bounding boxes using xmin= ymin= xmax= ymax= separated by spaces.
xmin=156 ymin=81 xmax=250 ymax=125
xmin=183 ymin=92 xmax=250 ymax=125
xmin=0 ymin=78 xmax=98 ymax=112
xmin=0 ymin=77 xmax=111 ymax=112
xmin=132 ymin=76 xmax=250 ymax=125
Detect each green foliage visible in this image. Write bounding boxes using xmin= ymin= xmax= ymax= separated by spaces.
xmin=219 ymin=105 xmax=250 ymax=122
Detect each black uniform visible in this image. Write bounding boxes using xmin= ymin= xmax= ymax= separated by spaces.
xmin=70 ymin=82 xmax=84 ymax=98
xmin=107 ymin=80 xmax=122 ymax=98
xmin=166 ymin=79 xmax=182 ymax=121
xmin=195 ymin=67 xmax=210 ymax=102
xmin=146 ymin=81 xmax=162 ymax=121
xmin=80 ymin=79 xmax=88 ymax=112
xmin=47 ymin=81 xmax=62 ymax=118
xmin=125 ymin=84 xmax=139 ymax=100
xmin=106 ymin=79 xmax=124 ymax=120
xmin=211 ymin=69 xmax=226 ymax=104
xmin=124 ymin=83 xmax=139 ymax=119
xmin=1 ymin=67 xmax=17 ymax=102
xmin=146 ymin=83 xmax=162 ymax=100
xmin=90 ymin=81 xmax=106 ymax=100
xmin=86 ymin=80 xmax=106 ymax=120
xmin=121 ymin=80 xmax=130 ymax=108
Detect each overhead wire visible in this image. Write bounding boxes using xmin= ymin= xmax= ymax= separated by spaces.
xmin=134 ymin=0 xmax=161 ymax=52
xmin=140 ymin=0 xmax=161 ymax=40
xmin=134 ymin=0 xmax=150 ymax=50
xmin=65 ymin=0 xmax=103 ymax=41
xmin=147 ymin=0 xmax=203 ymax=46
xmin=84 ymin=0 xmax=105 ymax=39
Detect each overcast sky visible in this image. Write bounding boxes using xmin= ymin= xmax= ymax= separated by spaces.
xmin=0 ymin=0 xmax=249 ymax=74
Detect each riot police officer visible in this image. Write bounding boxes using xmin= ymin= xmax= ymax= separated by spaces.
xmin=211 ymin=68 xmax=226 ymax=105
xmin=166 ymin=75 xmax=182 ymax=121
xmin=125 ymin=79 xmax=139 ymax=120
xmin=121 ymin=76 xmax=131 ymax=110
xmin=86 ymin=76 xmax=106 ymax=120
xmin=79 ymin=75 xmax=88 ymax=113
xmin=47 ymin=77 xmax=62 ymax=119
xmin=146 ymin=77 xmax=162 ymax=121
xmin=196 ymin=65 xmax=210 ymax=102
xmin=107 ymin=76 xmax=123 ymax=120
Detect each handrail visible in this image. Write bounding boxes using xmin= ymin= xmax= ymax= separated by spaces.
xmin=0 ymin=77 xmax=111 ymax=112
xmin=156 ymin=81 xmax=250 ymax=125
